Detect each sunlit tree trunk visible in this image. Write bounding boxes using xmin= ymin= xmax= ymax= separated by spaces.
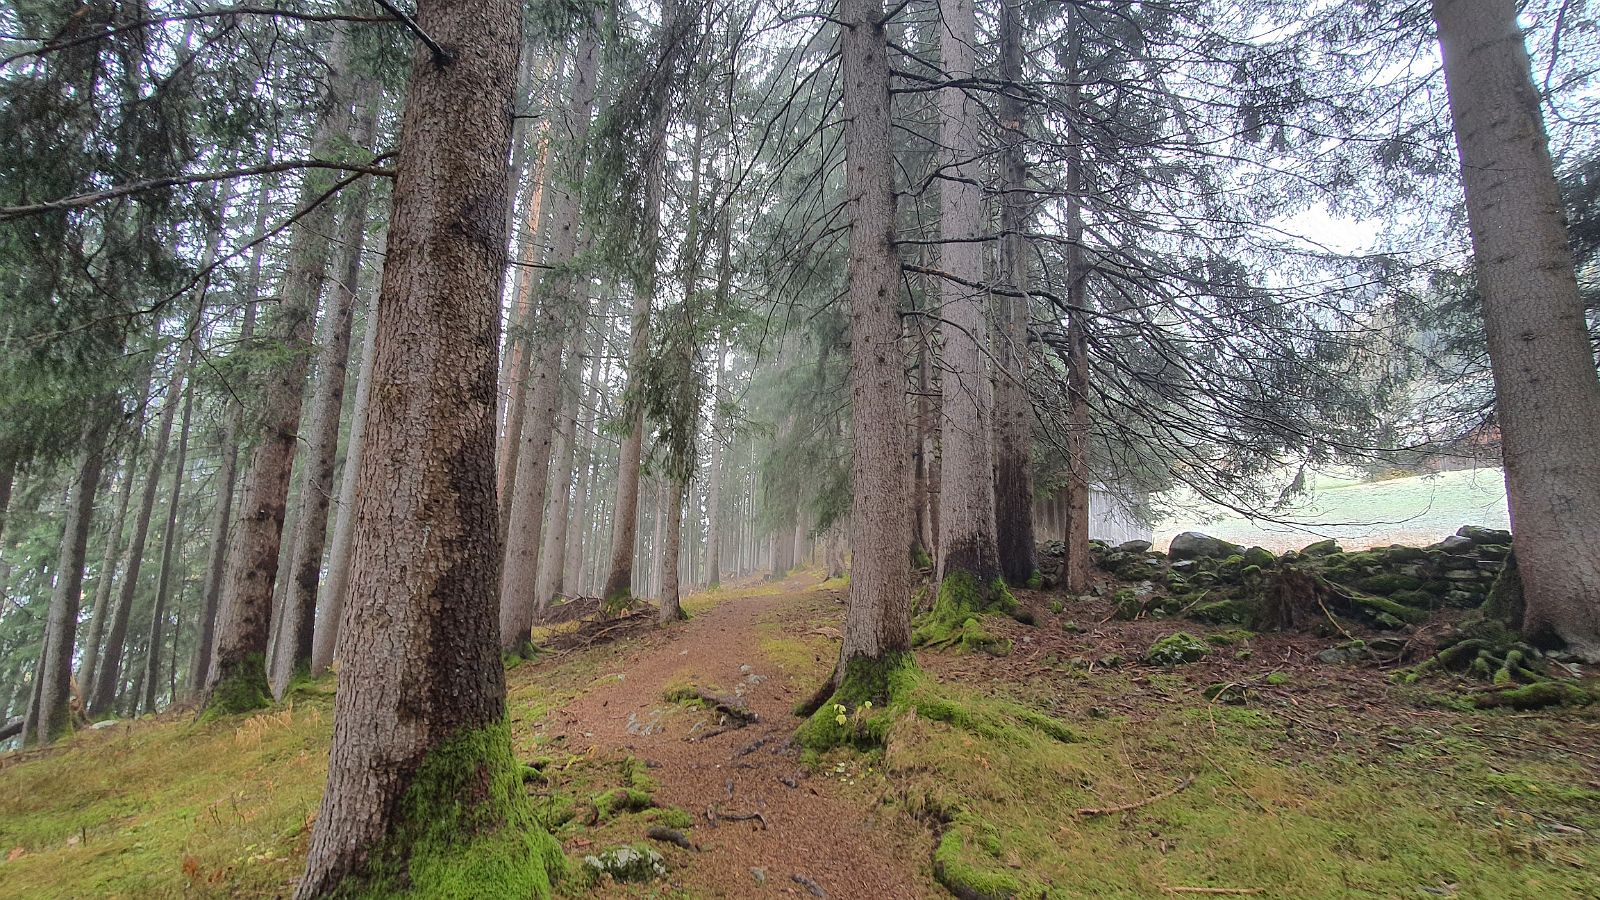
xmin=1434 ymin=0 xmax=1600 ymax=660
xmin=293 ymin=0 xmax=549 ymax=891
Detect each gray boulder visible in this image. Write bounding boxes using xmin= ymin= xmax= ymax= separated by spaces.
xmin=1167 ymin=532 xmax=1244 ymax=561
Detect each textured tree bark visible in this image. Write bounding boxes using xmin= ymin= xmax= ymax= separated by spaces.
xmin=832 ymin=0 xmax=914 ymax=682
xmin=27 ymin=414 xmax=109 ymax=744
xmin=1434 ymin=0 xmax=1600 ymax=661
xmin=202 ymin=28 xmax=357 ymax=715
xmin=499 ymin=29 xmax=599 ymax=648
xmin=273 ymin=82 xmax=382 ymax=696
xmin=293 ymin=0 xmax=551 ymax=892
xmin=0 ymin=448 xmax=15 ymax=553
xmin=1060 ymin=16 xmax=1092 ymax=596
xmin=993 ymin=0 xmax=1037 ymax=588
xmin=89 ymin=349 xmax=186 ymax=716
xmin=140 ymin=376 xmax=194 ymax=715
xmin=192 ymin=173 xmax=273 ymax=691
xmin=934 ymin=0 xmax=1001 ymax=597
xmin=660 ymin=481 xmax=686 ymax=622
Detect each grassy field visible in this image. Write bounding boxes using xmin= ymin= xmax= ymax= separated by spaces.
xmin=1156 ymin=467 xmax=1510 ymax=552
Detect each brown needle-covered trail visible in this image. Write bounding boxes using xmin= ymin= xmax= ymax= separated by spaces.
xmin=528 ymin=572 xmax=938 ymax=898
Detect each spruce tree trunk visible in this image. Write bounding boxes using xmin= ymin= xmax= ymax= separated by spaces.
xmin=660 ymin=482 xmax=686 ymax=622
xmin=534 ymin=347 xmax=582 ymax=609
xmin=89 ymin=350 xmax=186 ymax=716
xmin=993 ymin=0 xmax=1036 ymax=587
xmin=1434 ymin=0 xmax=1600 ymax=660
xmin=703 ymin=335 xmax=728 ymax=586
xmin=78 ymin=438 xmax=138 ymax=698
xmin=832 ymin=0 xmax=914 ymax=683
xmin=203 ymin=29 xmax=358 ymax=715
xmin=498 ymin=30 xmax=600 ymax=648
xmin=562 ymin=321 xmax=607 ymax=597
xmin=1060 ymin=16 xmax=1091 ymax=595
xmin=27 ymin=413 xmax=109 ymax=744
xmin=0 ymin=448 xmax=15 ymax=552
xmin=311 ymin=246 xmax=382 ymax=675
xmin=140 ymin=376 xmax=194 ymax=715
xmin=934 ymin=0 xmax=1001 ymax=597
xmin=274 ymin=83 xmax=382 ymax=695
xmin=192 ymin=174 xmax=273 ymax=691
xmin=293 ymin=0 xmax=550 ymax=891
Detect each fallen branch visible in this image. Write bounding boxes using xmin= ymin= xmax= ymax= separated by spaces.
xmin=645 ymin=826 xmax=698 ymax=851
xmin=1076 ymin=774 xmax=1195 ymax=817
xmin=1160 ymin=887 xmax=1262 ymax=896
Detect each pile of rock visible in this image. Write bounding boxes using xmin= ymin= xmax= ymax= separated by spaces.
xmin=1071 ymin=524 xmax=1514 ymax=632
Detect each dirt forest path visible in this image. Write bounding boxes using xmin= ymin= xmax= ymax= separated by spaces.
xmin=532 ymin=572 xmax=940 ymax=898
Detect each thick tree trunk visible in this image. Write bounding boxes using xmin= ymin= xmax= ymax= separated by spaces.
xmin=993 ymin=0 xmax=1037 ymax=587
xmin=832 ymin=0 xmax=914 ymax=683
xmin=934 ymin=0 xmax=1001 ymax=599
xmin=140 ymin=376 xmax=194 ymax=715
xmin=1434 ymin=0 xmax=1600 ymax=661
xmin=274 ymin=84 xmax=382 ymax=695
xmin=293 ymin=0 xmax=551 ymax=892
xmin=499 ymin=30 xmax=600 ymax=649
xmin=27 ymin=414 xmax=109 ymax=744
xmin=89 ymin=351 xmax=186 ymax=716
xmin=203 ymin=29 xmax=358 ymax=715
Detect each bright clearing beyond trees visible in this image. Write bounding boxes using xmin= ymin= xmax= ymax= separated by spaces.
xmin=1 ymin=0 xmax=1599 ymax=897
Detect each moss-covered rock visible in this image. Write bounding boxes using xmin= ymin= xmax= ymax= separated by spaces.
xmin=1300 ymin=538 xmax=1342 ymax=557
xmin=581 ymin=845 xmax=665 ymax=883
xmin=1356 ymin=573 xmax=1423 ymax=596
xmin=1188 ymin=598 xmax=1257 ymax=626
xmin=1145 ymin=632 xmax=1210 ymax=666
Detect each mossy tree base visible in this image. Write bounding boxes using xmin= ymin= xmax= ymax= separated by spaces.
xmin=913 ymin=571 xmax=1018 ymax=655
xmin=317 ymin=721 xmax=565 ymax=899
xmin=200 ymin=654 xmax=272 ymax=722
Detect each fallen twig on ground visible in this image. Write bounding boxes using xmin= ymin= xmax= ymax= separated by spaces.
xmin=1076 ymin=774 xmax=1195 ymax=817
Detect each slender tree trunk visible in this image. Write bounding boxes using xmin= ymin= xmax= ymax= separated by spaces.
xmin=703 ymin=336 xmax=728 ymax=587
xmin=192 ymin=173 xmax=272 ymax=691
xmin=1434 ymin=0 xmax=1600 ymax=660
xmin=294 ymin=0 xmax=550 ymax=891
xmin=993 ymin=0 xmax=1037 ymax=587
xmin=660 ymin=483 xmax=686 ymax=622
xmin=534 ymin=345 xmax=582 ymax=609
xmin=26 ymin=414 xmax=109 ymax=744
xmin=311 ymin=246 xmax=383 ymax=676
xmin=499 ymin=29 xmax=600 ymax=649
xmin=0 ymin=449 xmax=15 ymax=554
xmin=829 ymin=0 xmax=914 ymax=688
xmin=78 ymin=437 xmax=138 ymax=698
xmin=1060 ymin=15 xmax=1091 ymax=595
xmin=89 ymin=350 xmax=186 ymax=716
xmin=140 ymin=376 xmax=194 ymax=715
xmin=274 ymin=82 xmax=382 ymax=695
xmin=203 ymin=28 xmax=358 ymax=715
xmin=601 ymin=4 xmax=683 ymax=606
xmin=562 ymin=319 xmax=607 ymax=597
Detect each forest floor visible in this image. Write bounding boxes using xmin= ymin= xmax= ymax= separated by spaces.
xmin=3 ymin=568 xmax=1600 ymax=898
